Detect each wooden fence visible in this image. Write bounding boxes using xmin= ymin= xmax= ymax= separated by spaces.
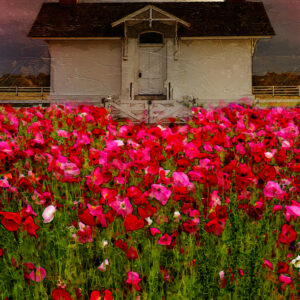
xmin=0 ymin=86 xmax=299 ymax=97
xmin=252 ymin=86 xmax=300 ymax=97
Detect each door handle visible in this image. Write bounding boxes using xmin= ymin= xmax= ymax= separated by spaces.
xmin=138 ymin=72 xmax=142 ymax=78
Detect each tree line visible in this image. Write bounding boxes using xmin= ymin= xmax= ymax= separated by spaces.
xmin=253 ymin=72 xmax=300 ymax=86
xmin=0 ymin=73 xmax=50 ymax=87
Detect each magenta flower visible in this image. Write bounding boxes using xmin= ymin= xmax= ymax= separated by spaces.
xmin=32 ymin=133 xmax=45 ymax=145
xmin=87 ymin=204 xmax=107 ymax=227
xmin=285 ymin=202 xmax=300 ymax=222
xmin=262 ymin=259 xmax=273 ymax=270
xmin=56 ymin=129 xmax=70 ymax=138
xmin=42 ymin=205 xmax=56 ymax=223
xmin=150 ymin=227 xmax=161 ymax=236
xmin=60 ymin=162 xmax=80 ymax=178
xmin=279 ymin=275 xmax=292 ymax=284
xmin=29 ymin=267 xmax=46 ymax=282
xmin=158 ymin=233 xmax=172 ymax=245
xmin=126 ymin=271 xmax=142 ymax=291
xmin=150 ymin=184 xmax=171 ymax=206
xmin=203 ymin=144 xmax=213 ymax=152
xmin=263 ymin=181 xmax=285 ymax=200
xmin=109 ymin=197 xmax=133 ymax=219
xmin=271 ymin=205 xmax=283 ymax=214
xmin=172 ymin=172 xmax=194 ymax=190
xmin=23 ymin=205 xmax=37 ymax=217
xmin=0 ymin=178 xmax=10 ymax=188
xmin=185 ymin=142 xmax=200 ymax=159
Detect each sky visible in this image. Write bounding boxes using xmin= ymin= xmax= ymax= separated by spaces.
xmin=0 ymin=0 xmax=299 ymax=76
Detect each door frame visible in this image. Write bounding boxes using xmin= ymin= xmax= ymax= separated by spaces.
xmin=136 ymin=31 xmax=167 ymax=98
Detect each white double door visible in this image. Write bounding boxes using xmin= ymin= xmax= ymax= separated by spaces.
xmin=138 ymin=45 xmax=166 ymax=95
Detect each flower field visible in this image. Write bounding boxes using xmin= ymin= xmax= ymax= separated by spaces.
xmin=0 ymin=103 xmax=299 ymax=299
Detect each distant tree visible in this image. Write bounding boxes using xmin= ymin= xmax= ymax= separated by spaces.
xmin=0 ymin=74 xmax=50 ymax=87
xmin=253 ymin=72 xmax=300 ymax=86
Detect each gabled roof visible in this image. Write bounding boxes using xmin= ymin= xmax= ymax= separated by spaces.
xmin=28 ymin=2 xmax=275 ymax=38
xmin=111 ymin=4 xmax=190 ymax=28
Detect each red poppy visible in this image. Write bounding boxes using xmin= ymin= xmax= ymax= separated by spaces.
xmin=258 ymin=165 xmax=277 ymax=182
xmin=104 ymin=209 xmax=115 ymax=224
xmin=126 ymin=186 xmax=142 ymax=199
xmin=126 ymin=246 xmax=138 ymax=260
xmin=51 ymin=288 xmax=72 ymax=300
xmin=114 ymin=239 xmax=128 ymax=252
xmin=90 ymin=291 xmax=101 ymax=300
xmin=166 ymin=231 xmax=178 ymax=250
xmin=124 ymin=214 xmax=145 ymax=232
xmin=278 ymin=224 xmax=297 ymax=244
xmin=103 ymin=289 xmax=113 ymax=300
xmin=92 ymin=127 xmax=106 ymax=137
xmin=66 ymin=117 xmax=73 ymax=127
xmin=182 ymin=220 xmax=198 ymax=234
xmin=0 ymin=211 xmax=21 ymax=231
xmin=137 ymin=204 xmax=157 ymax=218
xmin=78 ymin=209 xmax=96 ymax=226
xmin=277 ymin=262 xmax=289 ymax=274
xmin=22 ymin=216 xmax=39 ymax=238
xmin=204 ymin=219 xmax=225 ymax=236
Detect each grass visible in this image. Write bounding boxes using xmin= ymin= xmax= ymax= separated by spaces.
xmin=0 ymin=92 xmax=49 ymax=101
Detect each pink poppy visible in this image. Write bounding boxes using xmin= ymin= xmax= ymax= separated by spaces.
xmin=185 ymin=142 xmax=200 ymax=159
xmin=279 ymin=275 xmax=292 ymax=284
xmin=56 ymin=129 xmax=70 ymax=138
xmin=29 ymin=267 xmax=46 ymax=282
xmin=158 ymin=233 xmax=172 ymax=245
xmin=60 ymin=162 xmax=80 ymax=178
xmin=150 ymin=227 xmax=161 ymax=236
xmin=97 ymin=259 xmax=109 ymax=272
xmin=172 ymin=172 xmax=194 ymax=190
xmin=285 ymin=202 xmax=300 ymax=222
xmin=210 ymin=191 xmax=221 ymax=208
xmin=87 ymin=204 xmax=107 ymax=228
xmin=32 ymin=133 xmax=45 ymax=145
xmin=42 ymin=205 xmax=56 ymax=223
xmin=262 ymin=259 xmax=273 ymax=270
xmin=150 ymin=184 xmax=171 ymax=206
xmin=109 ymin=197 xmax=133 ymax=219
xmin=263 ymin=181 xmax=285 ymax=200
xmin=126 ymin=271 xmax=142 ymax=291
xmin=271 ymin=205 xmax=283 ymax=214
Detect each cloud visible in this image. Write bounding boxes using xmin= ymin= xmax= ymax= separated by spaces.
xmin=253 ymin=55 xmax=300 ymax=75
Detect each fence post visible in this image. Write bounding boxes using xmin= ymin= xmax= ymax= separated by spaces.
xmin=15 ymin=86 xmax=18 ymax=96
xmin=272 ymin=86 xmax=275 ymax=97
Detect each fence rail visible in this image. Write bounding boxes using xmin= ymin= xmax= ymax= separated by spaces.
xmin=252 ymin=86 xmax=300 ymax=97
xmin=0 ymin=86 xmax=50 ymax=96
xmin=0 ymin=86 xmax=299 ymax=99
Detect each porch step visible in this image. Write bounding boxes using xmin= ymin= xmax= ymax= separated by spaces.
xmin=134 ymin=94 xmax=167 ymax=100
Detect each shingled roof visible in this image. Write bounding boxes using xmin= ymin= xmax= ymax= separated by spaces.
xmin=28 ymin=2 xmax=275 ymax=38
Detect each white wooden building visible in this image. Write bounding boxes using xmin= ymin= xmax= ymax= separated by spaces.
xmin=29 ymin=0 xmax=274 ymax=122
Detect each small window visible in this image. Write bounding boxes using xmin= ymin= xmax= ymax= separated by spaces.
xmin=139 ymin=32 xmax=163 ymax=44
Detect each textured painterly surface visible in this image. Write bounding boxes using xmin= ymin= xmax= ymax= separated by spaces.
xmin=0 ymin=0 xmax=299 ymax=75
